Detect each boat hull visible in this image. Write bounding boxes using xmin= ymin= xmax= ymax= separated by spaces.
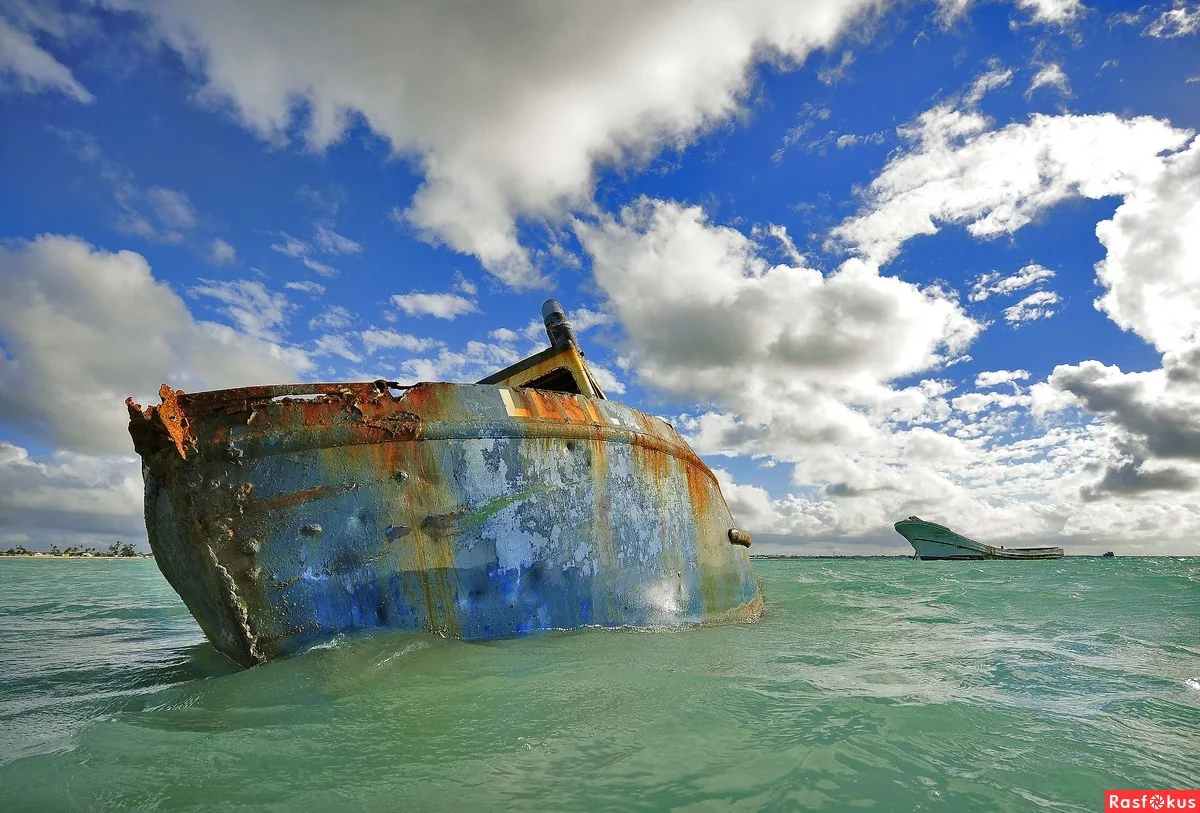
xmin=893 ymin=519 xmax=1063 ymax=561
xmin=130 ymin=381 xmax=762 ymax=666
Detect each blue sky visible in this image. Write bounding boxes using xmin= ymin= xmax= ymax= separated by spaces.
xmin=2 ymin=0 xmax=1199 ymax=554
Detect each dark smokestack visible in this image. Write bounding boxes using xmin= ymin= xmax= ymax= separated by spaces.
xmin=541 ymin=299 xmax=577 ymax=350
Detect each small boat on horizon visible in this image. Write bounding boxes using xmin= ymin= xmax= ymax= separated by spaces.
xmin=127 ymin=300 xmax=762 ymax=667
xmin=1102 ymin=551 xmax=1115 ymax=558
xmin=893 ymin=516 xmax=1063 ymax=561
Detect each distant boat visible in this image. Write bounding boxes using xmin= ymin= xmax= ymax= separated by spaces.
xmin=893 ymin=517 xmax=1063 ymax=561
xmin=1102 ymin=551 xmax=1115 ymax=558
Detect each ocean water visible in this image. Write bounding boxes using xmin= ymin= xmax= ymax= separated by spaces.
xmin=0 ymin=557 xmax=1197 ymax=811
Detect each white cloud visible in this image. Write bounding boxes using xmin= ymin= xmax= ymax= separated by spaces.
xmin=1037 ymin=352 xmax=1200 ymax=501
xmin=111 ymin=0 xmax=890 ymax=287
xmin=145 ymin=187 xmax=197 ymax=229
xmin=951 ymin=389 xmax=1032 ymax=414
xmin=452 ymin=271 xmax=478 ymax=296
xmin=390 ymin=291 xmax=478 ymax=320
xmin=1026 ymin=62 xmax=1071 ymax=98
xmin=270 ymin=232 xmax=308 ymax=258
xmin=311 ymin=333 xmax=362 ymax=363
xmin=1143 ymin=4 xmax=1200 ymax=37
xmin=360 ymin=329 xmax=439 ymax=355
xmin=1012 ymin=0 xmax=1086 ymax=24
xmin=835 ymin=132 xmax=885 ymax=149
xmin=830 ymin=108 xmax=1194 ymax=265
xmin=576 ymin=197 xmax=980 ymax=467
xmin=271 ymin=223 xmax=359 ymax=276
xmin=1004 ymin=290 xmax=1061 ymax=323
xmin=489 ymin=327 xmax=520 ymax=343
xmin=772 ymin=104 xmax=831 ymax=165
xmin=188 ymin=278 xmax=292 ymax=341
xmin=0 ymin=235 xmax=310 ymax=454
xmin=963 ymin=64 xmax=1013 ymax=106
xmin=0 ymin=15 xmax=92 ymax=102
xmin=285 ymin=280 xmax=324 ymax=297
xmin=969 ymin=263 xmax=1055 ymax=301
xmin=395 ymin=341 xmax=522 ymax=384
xmin=0 ymin=441 xmax=146 ymax=550
xmin=307 ymin=304 xmax=353 ymax=331
xmin=975 ymin=369 xmax=1030 ymax=388
xmin=208 ymin=237 xmax=237 ymax=266
xmin=1093 ymin=137 xmax=1200 ymax=353
xmin=817 ymin=50 xmax=855 ymax=86
xmin=937 ymin=0 xmax=1085 ymax=25
xmin=302 ymin=257 xmax=338 ymax=278
xmin=588 ymin=364 xmax=626 ymax=396
xmin=313 ymin=222 xmax=361 ymax=254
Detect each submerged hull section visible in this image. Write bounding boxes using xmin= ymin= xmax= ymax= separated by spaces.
xmin=893 ymin=518 xmax=1063 ymax=561
xmin=129 ymin=381 xmax=762 ymax=667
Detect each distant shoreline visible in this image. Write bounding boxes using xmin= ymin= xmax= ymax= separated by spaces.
xmin=0 ymin=554 xmax=154 ymax=560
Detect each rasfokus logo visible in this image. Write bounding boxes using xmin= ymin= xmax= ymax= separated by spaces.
xmin=1106 ymin=790 xmax=1200 ymax=810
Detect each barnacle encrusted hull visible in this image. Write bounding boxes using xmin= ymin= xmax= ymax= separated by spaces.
xmin=128 ymin=378 xmax=762 ymax=667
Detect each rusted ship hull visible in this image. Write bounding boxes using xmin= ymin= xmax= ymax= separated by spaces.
xmin=129 ymin=380 xmax=762 ymax=667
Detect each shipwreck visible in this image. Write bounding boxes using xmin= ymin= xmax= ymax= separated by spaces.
xmin=894 ymin=516 xmax=1064 ymax=561
xmin=128 ymin=300 xmax=763 ymax=667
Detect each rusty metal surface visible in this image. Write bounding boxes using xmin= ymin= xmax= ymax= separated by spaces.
xmin=129 ymin=377 xmax=762 ymax=667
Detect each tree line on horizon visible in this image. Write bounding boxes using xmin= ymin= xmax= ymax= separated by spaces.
xmin=1 ymin=542 xmax=146 ymax=557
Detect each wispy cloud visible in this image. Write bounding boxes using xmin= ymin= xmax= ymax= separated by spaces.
xmin=1004 ymin=290 xmax=1061 ymax=323
xmin=970 ymin=264 xmax=1055 ymax=302
xmin=390 ymin=291 xmax=478 ymax=320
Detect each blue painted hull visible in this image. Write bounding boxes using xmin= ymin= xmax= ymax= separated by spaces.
xmin=132 ymin=381 xmax=762 ymax=666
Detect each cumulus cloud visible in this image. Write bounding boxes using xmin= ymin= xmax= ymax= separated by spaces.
xmin=1044 ymin=357 xmax=1200 ymax=461
xmin=107 ymin=0 xmax=895 ymax=286
xmin=1004 ymin=290 xmax=1061 ymax=323
xmin=1093 ymin=137 xmax=1200 ymax=353
xmin=391 ymin=291 xmax=479 ymax=320
xmin=579 ymin=198 xmax=979 ymax=404
xmin=0 ymin=13 xmax=92 ymax=102
xmin=575 ymin=196 xmax=982 ymax=518
xmin=969 ymin=263 xmax=1055 ymax=301
xmin=830 ymin=108 xmax=1193 ymax=265
xmin=0 ymin=235 xmax=310 ymax=454
xmin=0 ymin=441 xmax=145 ymax=550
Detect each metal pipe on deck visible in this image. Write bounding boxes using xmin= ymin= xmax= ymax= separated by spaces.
xmin=542 ymin=299 xmax=577 ymax=350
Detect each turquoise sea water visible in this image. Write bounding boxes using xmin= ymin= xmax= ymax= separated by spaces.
xmin=1 ymin=557 xmax=1197 ymax=811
